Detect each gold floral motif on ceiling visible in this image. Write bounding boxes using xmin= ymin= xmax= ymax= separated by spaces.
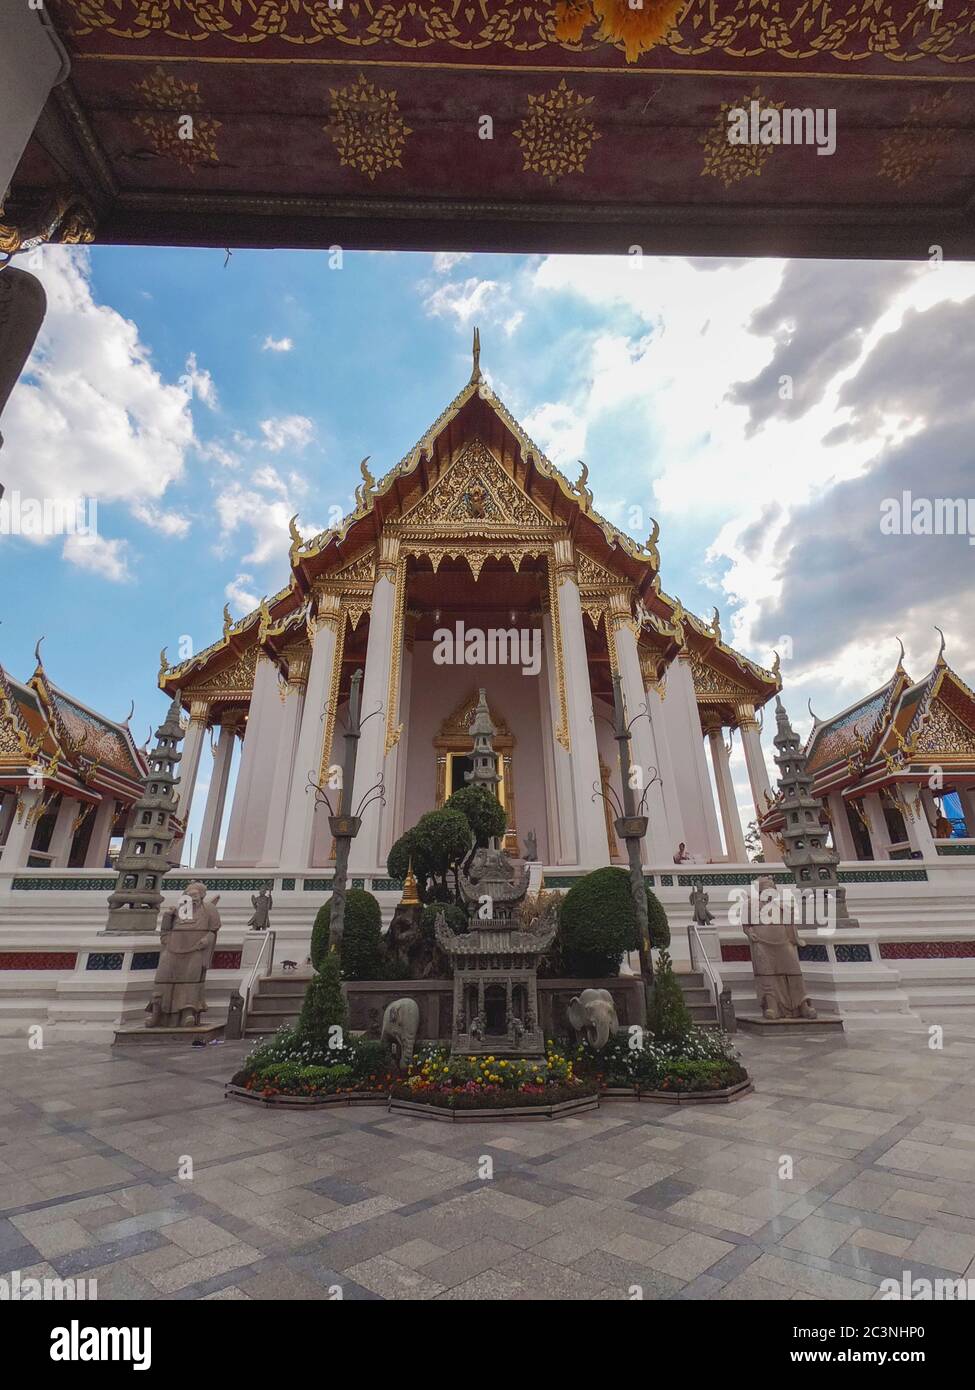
xmin=59 ymin=1 xmax=975 ymax=63
xmin=513 ymin=79 xmax=600 ymax=184
xmin=324 ymin=73 xmax=412 ymax=180
xmin=699 ymin=87 xmax=785 ymax=188
xmin=331 ymin=549 xmax=376 ymax=583
xmin=400 ymin=439 xmax=551 ymax=531
xmin=878 ymin=89 xmax=957 ymax=184
xmin=131 ymin=68 xmax=221 ymax=171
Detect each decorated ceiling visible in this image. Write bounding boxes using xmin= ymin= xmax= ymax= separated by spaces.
xmin=8 ymin=1 xmax=975 ymax=256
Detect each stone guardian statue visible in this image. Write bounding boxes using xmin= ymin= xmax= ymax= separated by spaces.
xmin=743 ymin=875 xmax=817 ymax=1021
xmin=147 ymin=881 xmax=222 ymax=1028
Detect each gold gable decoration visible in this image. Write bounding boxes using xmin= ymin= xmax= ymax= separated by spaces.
xmin=399 ymin=439 xmax=551 ymax=531
xmin=689 ymin=653 xmax=753 ymax=702
xmin=185 ymin=644 xmax=260 ymax=698
xmin=909 ymin=698 xmax=975 ymax=761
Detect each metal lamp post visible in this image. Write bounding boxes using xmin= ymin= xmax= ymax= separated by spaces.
xmin=306 ymin=668 xmax=385 ymax=953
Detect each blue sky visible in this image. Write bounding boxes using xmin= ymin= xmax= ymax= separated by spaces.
xmin=3 ymin=244 xmax=974 ymax=853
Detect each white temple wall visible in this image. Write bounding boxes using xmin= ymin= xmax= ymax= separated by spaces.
xmin=401 ymin=641 xmax=552 ymax=865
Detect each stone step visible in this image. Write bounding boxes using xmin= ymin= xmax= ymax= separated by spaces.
xmin=253 ymin=976 xmax=310 ymax=995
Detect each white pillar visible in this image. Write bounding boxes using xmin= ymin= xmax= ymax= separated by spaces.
xmin=827 ymin=791 xmax=858 ymax=861
xmin=738 ymin=705 xmax=783 ymax=862
xmin=349 ymin=540 xmax=400 ymax=874
xmin=391 ymin=624 xmax=414 ymax=851
xmin=48 ymin=794 xmax=79 ymax=868
xmin=608 ymin=593 xmax=671 ymax=865
xmin=539 ymin=611 xmax=578 ymax=861
xmin=554 ymin=542 xmax=607 ymax=868
xmin=175 ymin=702 xmax=208 ymax=825
xmin=646 ymin=680 xmax=685 ymax=857
xmin=0 ymin=793 xmax=17 ymax=847
xmin=706 ymin=720 xmax=747 ymax=861
xmin=279 ymin=593 xmax=342 ymax=869
xmin=195 ymin=716 xmax=237 ymax=868
xmin=258 ymin=663 xmax=306 ymax=867
xmin=862 ymin=792 xmax=892 ymax=860
xmin=0 ymin=10 xmax=67 ymax=205
xmin=84 ymin=796 xmax=118 ymax=869
xmin=901 ymin=782 xmax=938 ymax=859
xmin=0 ymin=789 xmax=42 ymax=869
xmin=959 ymin=787 xmax=975 ymax=836
xmin=222 ymin=656 xmax=282 ymax=863
xmin=664 ymin=655 xmax=723 ymax=861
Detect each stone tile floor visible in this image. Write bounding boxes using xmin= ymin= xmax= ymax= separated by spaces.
xmin=3 ymin=1024 xmax=975 ymax=1301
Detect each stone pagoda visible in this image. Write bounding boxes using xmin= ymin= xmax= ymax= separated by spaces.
xmin=105 ymin=692 xmax=184 ymax=934
xmin=772 ymin=697 xmax=858 ymax=928
xmin=436 ymin=689 xmax=556 ymax=1057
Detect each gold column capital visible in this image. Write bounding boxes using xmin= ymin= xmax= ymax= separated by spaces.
xmin=735 ymin=701 xmax=759 ymax=730
xmin=552 ymin=535 xmax=576 ymax=585
xmin=314 ymin=590 xmax=343 ymax=632
xmin=377 ymin=532 xmax=401 ymax=580
xmin=188 ymin=699 xmax=210 ymax=724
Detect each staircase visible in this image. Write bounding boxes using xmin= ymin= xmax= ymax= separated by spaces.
xmin=675 ymin=970 xmax=720 ymax=1028
xmin=244 ymin=970 xmax=311 ymax=1039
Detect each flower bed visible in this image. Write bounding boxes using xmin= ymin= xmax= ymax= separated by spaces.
xmin=388 ymin=1044 xmax=597 ymax=1117
xmin=570 ymin=1026 xmax=751 ymax=1100
xmin=229 ymin=1028 xmax=397 ymax=1100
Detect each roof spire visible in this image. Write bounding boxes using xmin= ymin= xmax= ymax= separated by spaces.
xmin=934 ymin=625 xmax=947 ymax=667
xmin=470 ymin=325 xmax=481 ymax=384
xmin=33 ymin=636 xmax=45 ymax=674
xmin=894 ymin=636 xmax=906 ymax=671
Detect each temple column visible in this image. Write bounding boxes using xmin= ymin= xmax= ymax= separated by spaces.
xmin=391 ymin=612 xmax=417 ymax=850
xmin=705 ymin=717 xmax=747 ymax=861
xmin=0 ymin=9 xmax=67 ymax=206
xmin=0 ymin=794 xmax=16 ymax=847
xmin=645 ymin=678 xmax=685 ymax=856
xmin=175 ymin=700 xmax=209 ymax=826
xmin=195 ymin=714 xmax=237 ymax=868
xmin=827 ymin=791 xmax=858 ymax=861
xmin=83 ymin=796 xmax=118 ymax=869
xmin=48 ymin=794 xmax=80 ymax=868
xmin=0 ymin=790 xmax=41 ymax=870
xmin=280 ymin=592 xmax=343 ymax=868
xmin=258 ymin=654 xmax=308 ymax=867
xmin=553 ymin=540 xmax=607 ymax=868
xmin=959 ymin=787 xmax=975 ymax=837
xmin=541 ymin=608 xmax=576 ymax=863
xmin=664 ymin=655 xmax=723 ymax=861
xmin=608 ymin=591 xmax=671 ymax=865
xmin=862 ymin=792 xmax=892 ymax=860
xmin=737 ymin=703 xmax=783 ymax=862
xmin=900 ymin=782 xmax=938 ymax=859
xmin=222 ymin=656 xmax=282 ymax=864
xmin=350 ymin=537 xmax=401 ymax=874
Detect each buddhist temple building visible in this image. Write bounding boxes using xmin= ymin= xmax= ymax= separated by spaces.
xmin=0 ymin=652 xmax=146 ymax=872
xmin=760 ymin=636 xmax=975 ymax=863
xmin=159 ymin=342 xmax=782 ymax=876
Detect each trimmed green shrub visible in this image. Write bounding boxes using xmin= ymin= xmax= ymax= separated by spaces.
xmin=445 ymin=784 xmax=506 ymax=847
xmin=559 ymin=866 xmax=639 ymax=977
xmin=420 ymin=901 xmax=468 ymax=935
xmin=310 ymin=901 xmax=331 ymax=972
xmin=297 ymin=953 xmax=348 ymax=1046
xmin=647 ymin=948 xmax=694 ymax=1043
xmin=310 ymin=889 xmax=384 ymax=978
xmin=387 ymin=808 xmax=472 ymax=901
xmin=646 ymin=887 xmax=670 ymax=950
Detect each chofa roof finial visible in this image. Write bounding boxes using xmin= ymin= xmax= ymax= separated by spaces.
xmin=894 ymin=635 xmax=905 ymax=670
xmin=934 ymin=625 xmax=947 ymax=665
xmin=33 ymin=635 xmax=45 ymax=672
xmin=470 ymin=325 xmax=481 ymax=383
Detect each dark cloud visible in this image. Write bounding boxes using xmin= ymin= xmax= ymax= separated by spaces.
xmin=750 ymin=294 xmax=975 ymax=672
xmin=729 ymin=260 xmax=921 ymax=436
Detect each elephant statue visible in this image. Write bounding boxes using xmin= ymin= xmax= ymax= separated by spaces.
xmin=380 ymin=997 xmax=420 ymax=1067
xmin=567 ymin=988 xmax=620 ymax=1050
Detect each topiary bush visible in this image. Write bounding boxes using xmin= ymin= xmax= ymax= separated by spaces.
xmin=310 ymin=889 xmax=384 ymax=978
xmin=310 ymin=901 xmax=331 ymax=972
xmin=445 ymin=784 xmax=507 ymax=847
xmin=559 ymin=866 xmax=639 ymax=978
xmin=646 ymin=886 xmax=670 ymax=950
xmin=297 ymin=953 xmax=348 ymax=1047
xmin=387 ymin=808 xmax=472 ymax=902
xmin=646 ymin=948 xmax=694 ymax=1044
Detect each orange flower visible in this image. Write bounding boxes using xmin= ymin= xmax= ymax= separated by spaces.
xmin=555 ymin=0 xmax=684 ymax=61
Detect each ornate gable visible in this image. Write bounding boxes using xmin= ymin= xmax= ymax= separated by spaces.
xmin=399 ymin=439 xmax=551 ymax=532
xmin=187 ymin=644 xmax=260 ymax=697
xmin=909 ymin=695 xmax=975 ymax=760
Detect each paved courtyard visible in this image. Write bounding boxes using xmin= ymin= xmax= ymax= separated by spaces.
xmin=3 ymin=1025 xmax=975 ymax=1301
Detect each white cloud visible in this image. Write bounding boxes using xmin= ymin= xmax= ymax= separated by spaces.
xmin=424 ymin=276 xmax=504 ymax=326
xmin=130 ymin=501 xmax=191 ymax=538
xmin=258 ymin=414 xmax=314 ymax=453
xmin=181 ymin=351 xmax=218 ymax=409
xmin=432 ymin=252 xmax=472 ymax=274
xmin=262 ymin=335 xmax=294 ymax=353
xmin=62 ymin=532 xmax=131 ymax=582
xmin=225 ymin=573 xmax=259 ymax=614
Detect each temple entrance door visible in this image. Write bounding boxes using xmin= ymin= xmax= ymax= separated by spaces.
xmin=450 ymin=756 xmax=474 ymax=795
xmin=484 ymin=984 xmax=506 ymax=1035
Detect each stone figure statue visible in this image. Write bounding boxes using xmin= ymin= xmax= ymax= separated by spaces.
xmin=225 ymin=989 xmax=244 ymax=1040
xmin=380 ymin=997 xmax=420 ymax=1067
xmin=523 ymin=829 xmax=538 ymax=862
xmin=689 ymin=881 xmax=714 ymax=926
xmin=147 ymin=882 xmax=221 ymax=1028
xmin=567 ymin=988 xmax=620 ymax=1050
xmin=743 ymin=875 xmax=817 ymax=1021
xmin=247 ymin=887 xmax=272 ymax=931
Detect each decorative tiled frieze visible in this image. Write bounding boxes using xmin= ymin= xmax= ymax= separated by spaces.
xmin=280 ymin=878 xmax=296 ymax=891
xmin=834 ymin=944 xmax=872 ymax=963
xmin=211 ymin=951 xmax=242 ymax=970
xmin=837 ymin=869 xmax=929 ymax=883
xmin=0 ymin=952 xmax=77 ymax=969
xmin=880 ymin=940 xmax=975 ymax=960
xmin=86 ymin=952 xmax=123 ymax=971
xmin=302 ymin=879 xmax=335 ymax=892
xmin=678 ymin=872 xmax=792 ymax=887
xmin=131 ymin=952 xmax=160 ymax=970
xmin=798 ymin=944 xmax=829 ymax=962
xmin=165 ymin=878 xmax=273 ymax=893
xmin=936 ymin=844 xmax=975 ymax=856
xmin=11 ymin=877 xmax=115 ymax=891
xmin=721 ymin=943 xmax=750 ymax=962
xmin=657 ymin=875 xmax=674 ymax=887
xmin=369 ymin=878 xmax=403 ymax=892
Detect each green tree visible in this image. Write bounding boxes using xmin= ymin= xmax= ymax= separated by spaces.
xmin=310 ymin=901 xmax=332 ymax=972
xmin=646 ymin=886 xmax=670 ymax=950
xmin=388 ymin=808 xmax=471 ymax=901
xmin=559 ymin=866 xmax=639 ymax=977
xmin=646 ymin=948 xmax=694 ymax=1043
xmin=445 ymin=784 xmax=507 ymax=847
xmin=297 ymin=953 xmax=348 ymax=1046
xmin=311 ymin=890 xmax=385 ymax=978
